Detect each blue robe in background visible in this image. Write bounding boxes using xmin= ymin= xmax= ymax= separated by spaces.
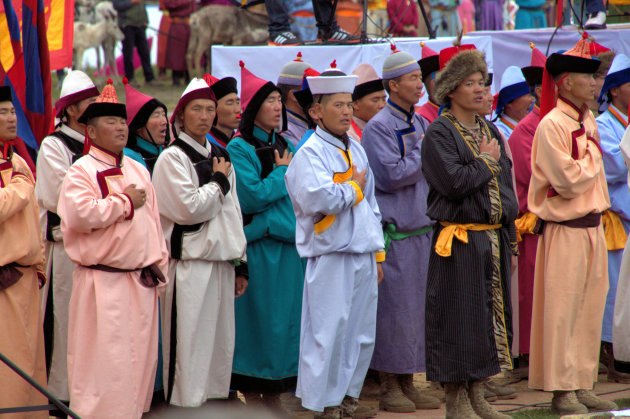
xmin=596 ymin=105 xmax=630 ymax=343
xmin=227 ymin=126 xmax=305 ymax=392
xmin=361 ymin=100 xmax=433 ymax=373
xmin=285 ymin=126 xmax=384 ymax=412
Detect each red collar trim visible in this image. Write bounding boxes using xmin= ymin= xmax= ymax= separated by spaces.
xmin=350 ymin=119 xmax=363 ymax=140
xmin=89 ymin=142 xmax=122 ymax=166
xmin=558 ymin=95 xmax=584 ymax=122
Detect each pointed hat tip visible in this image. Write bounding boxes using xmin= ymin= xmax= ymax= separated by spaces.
xmin=529 ymin=42 xmax=535 ymax=49
xmin=122 ymin=77 xmax=129 ymax=85
xmin=107 ymin=77 xmax=113 ymax=85
xmin=330 ymin=59 xmax=337 ymax=68
xmin=420 ymin=41 xmax=425 ymax=48
xmin=239 ymin=60 xmax=245 ymax=68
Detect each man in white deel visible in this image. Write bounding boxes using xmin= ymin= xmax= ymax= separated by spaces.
xmin=285 ymin=68 xmax=385 ymax=419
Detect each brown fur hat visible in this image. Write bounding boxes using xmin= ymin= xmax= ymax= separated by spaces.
xmin=594 ymin=50 xmax=616 ymax=78
xmin=434 ymin=49 xmax=488 ymax=106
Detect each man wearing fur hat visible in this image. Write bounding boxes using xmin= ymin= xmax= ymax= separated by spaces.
xmin=361 ymin=48 xmax=440 ymax=413
xmin=421 ymin=45 xmax=518 ymax=419
xmin=594 ymin=53 xmax=630 ymax=383
xmin=0 ymin=85 xmax=48 ymax=419
xmin=285 ymin=69 xmax=385 ymax=419
xmin=58 ymin=80 xmax=169 ymax=418
xmin=35 ymin=69 xmax=99 ymax=409
xmin=348 ymin=64 xmax=386 ymax=142
xmin=278 ymin=53 xmax=314 ymax=147
xmin=527 ymin=35 xmax=617 ymax=415
xmin=152 ymin=78 xmax=248 ymax=407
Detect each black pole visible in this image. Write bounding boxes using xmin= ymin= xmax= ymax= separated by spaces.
xmin=416 ymin=0 xmax=436 ymax=39
xmin=360 ymin=0 xmax=369 ymax=44
xmin=0 ymin=351 xmax=81 ymax=418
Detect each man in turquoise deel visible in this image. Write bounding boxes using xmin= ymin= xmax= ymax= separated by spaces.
xmin=227 ymin=61 xmax=306 ymax=408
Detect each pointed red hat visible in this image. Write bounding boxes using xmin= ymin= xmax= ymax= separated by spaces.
xmin=589 ymin=41 xmax=611 ymax=56
xmin=122 ymin=77 xmax=165 ymax=129
xmin=521 ymin=42 xmax=547 ymax=86
xmin=421 ymin=41 xmax=438 ymax=59
xmin=240 ymin=60 xmax=271 ymax=112
xmin=418 ymin=41 xmax=440 ymax=77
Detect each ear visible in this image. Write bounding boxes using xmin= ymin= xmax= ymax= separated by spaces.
xmin=610 ymin=85 xmax=621 ymax=99
xmin=287 ymin=89 xmax=297 ymax=105
xmin=535 ymin=85 xmax=543 ymax=100
xmin=388 ymin=79 xmax=397 ymax=94
xmin=352 ymin=101 xmax=360 ymax=112
xmin=312 ymin=102 xmax=324 ymax=120
xmin=86 ymin=124 xmax=97 ymax=140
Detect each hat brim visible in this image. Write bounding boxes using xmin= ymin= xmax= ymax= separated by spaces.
xmin=170 ymin=87 xmax=216 ymax=124
xmin=0 ymin=86 xmax=12 ymax=103
xmin=522 ymin=66 xmax=543 ymax=86
xmin=78 ymin=102 xmax=127 ymax=124
xmin=418 ymin=56 xmax=440 ymax=79
xmin=128 ymin=99 xmax=167 ymax=132
xmin=352 ymin=79 xmax=384 ymax=101
xmin=294 ymin=88 xmax=314 ymax=110
xmin=598 ymin=67 xmax=630 ymax=103
xmin=210 ymin=77 xmax=238 ymax=101
xmin=546 ymin=53 xmax=601 ymax=76
xmin=54 ymin=87 xmax=100 ymax=118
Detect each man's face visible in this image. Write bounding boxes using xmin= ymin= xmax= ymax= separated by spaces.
xmin=255 ymin=90 xmax=282 ymax=132
xmin=182 ymin=98 xmax=216 ymax=139
xmin=216 ymin=93 xmax=241 ymax=131
xmin=139 ymin=107 xmax=168 ymax=145
xmin=391 ymin=69 xmax=423 ymax=108
xmin=479 ymin=86 xmax=494 ymax=118
xmin=448 ymin=72 xmax=486 ymax=113
xmin=611 ymin=81 xmax=630 ymax=114
xmin=353 ymin=90 xmax=387 ymax=122
xmin=0 ymin=101 xmax=17 ymax=141
xmin=505 ymin=93 xmax=534 ymax=122
xmin=314 ymin=93 xmax=354 ymax=137
xmin=567 ymin=73 xmax=596 ymax=105
xmin=88 ymin=116 xmax=129 ymax=154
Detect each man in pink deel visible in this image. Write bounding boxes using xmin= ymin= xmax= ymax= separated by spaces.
xmin=58 ymin=80 xmax=169 ymax=419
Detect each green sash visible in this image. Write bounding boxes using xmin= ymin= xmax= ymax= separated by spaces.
xmin=383 ymin=223 xmax=433 ymax=253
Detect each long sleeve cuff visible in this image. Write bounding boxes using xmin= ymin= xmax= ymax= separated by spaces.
xmin=478 ymin=153 xmax=502 ymax=177
xmin=347 ymin=181 xmax=364 ymax=206
xmin=211 ymin=172 xmax=231 ymax=196
xmin=375 ymin=250 xmax=386 ymax=263
xmin=121 ymin=193 xmax=135 ymax=220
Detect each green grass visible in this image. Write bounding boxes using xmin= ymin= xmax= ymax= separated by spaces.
xmin=508 ymin=398 xmax=630 ymax=418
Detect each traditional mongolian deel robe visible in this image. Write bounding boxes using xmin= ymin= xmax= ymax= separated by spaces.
xmin=615 ymin=124 xmax=630 ymax=370
xmin=35 ymin=123 xmax=84 ymax=403
xmin=528 ymin=97 xmax=610 ymax=391
xmin=227 ymin=126 xmax=305 ymax=392
xmin=515 ymin=0 xmax=547 ymax=29
xmin=58 ymin=144 xmax=168 ymax=419
xmin=494 ymin=114 xmax=518 ymax=140
xmin=163 ymin=0 xmax=195 ymax=72
xmin=0 ymin=150 xmax=47 ymax=419
xmin=284 ymin=110 xmax=309 ymax=147
xmin=417 ymin=100 xmax=440 ymax=124
xmin=152 ymin=132 xmax=247 ymax=407
xmin=421 ymin=111 xmax=518 ymax=383
xmin=206 ymin=126 xmax=233 ymax=149
xmin=347 ymin=116 xmax=366 ymax=142
xmin=473 ymin=0 xmax=503 ymax=30
xmin=361 ymin=99 xmax=432 ymax=373
xmin=596 ymin=105 xmax=630 ymax=344
xmin=508 ymin=105 xmax=541 ymax=354
xmin=427 ymin=0 xmax=461 ymax=36
xmin=285 ymin=126 xmax=385 ymax=412
xmin=123 ymin=136 xmax=164 ymax=173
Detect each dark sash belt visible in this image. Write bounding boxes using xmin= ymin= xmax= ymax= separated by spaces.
xmin=0 ymin=263 xmax=27 ymax=291
xmin=534 ymin=212 xmax=602 ymax=234
xmin=83 ymin=263 xmax=166 ymax=288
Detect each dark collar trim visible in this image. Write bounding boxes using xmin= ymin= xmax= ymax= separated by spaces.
xmin=287 ymin=109 xmax=308 ymax=125
xmin=387 ymin=99 xmax=414 ymax=122
xmin=558 ymin=95 xmax=584 ymax=122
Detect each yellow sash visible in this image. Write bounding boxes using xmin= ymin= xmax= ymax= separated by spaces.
xmin=435 ymin=222 xmax=502 ymax=257
xmin=602 ymin=210 xmax=628 ymax=251
xmin=515 ymin=211 xmax=538 ymax=242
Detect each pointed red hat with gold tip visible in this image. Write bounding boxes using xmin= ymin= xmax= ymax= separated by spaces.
xmin=521 ymin=42 xmax=547 ymax=87
xmin=78 ymin=78 xmax=126 ymax=124
xmin=540 ymin=32 xmax=601 ymax=118
xmin=418 ymin=41 xmax=440 ymax=78
xmin=239 ymin=60 xmax=286 ymax=136
xmin=437 ymin=32 xmax=477 ymax=71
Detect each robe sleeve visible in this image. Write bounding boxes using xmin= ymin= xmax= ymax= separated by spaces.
xmin=534 ymin=119 xmax=602 ymax=199
xmin=35 ymin=138 xmax=71 ymax=214
xmin=227 ymin=139 xmax=289 ymax=214
xmin=0 ymin=174 xmax=34 ymax=224
xmin=58 ymin=166 xmax=133 ymax=233
xmin=421 ymin=123 xmax=499 ymax=201
xmin=152 ymin=149 xmax=227 ymax=225
xmin=598 ymin=119 xmax=627 ymax=185
xmin=363 ymin=121 xmax=424 ymax=191
xmin=287 ymin=147 xmax=360 ymax=217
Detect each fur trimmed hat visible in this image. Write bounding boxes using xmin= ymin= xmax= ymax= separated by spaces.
xmin=434 ymin=49 xmax=488 ymax=106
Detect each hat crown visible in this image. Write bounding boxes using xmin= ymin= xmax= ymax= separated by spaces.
xmin=278 ymin=53 xmax=313 ymax=86
xmin=529 ymin=42 xmax=547 ymax=67
xmin=352 ymin=64 xmax=380 ymax=85
xmin=500 ymin=66 xmax=528 ymax=91
xmin=420 ymin=41 xmax=438 ymax=59
xmin=564 ymin=32 xmax=592 ymax=60
xmin=96 ymin=79 xmax=120 ymax=104
xmin=608 ymin=53 xmax=630 ymax=75
xmin=123 ymin=77 xmax=159 ymax=126
xmin=60 ymin=70 xmax=98 ymax=99
xmin=240 ymin=61 xmax=272 ymax=112
xmin=383 ymin=48 xmax=420 ymax=79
